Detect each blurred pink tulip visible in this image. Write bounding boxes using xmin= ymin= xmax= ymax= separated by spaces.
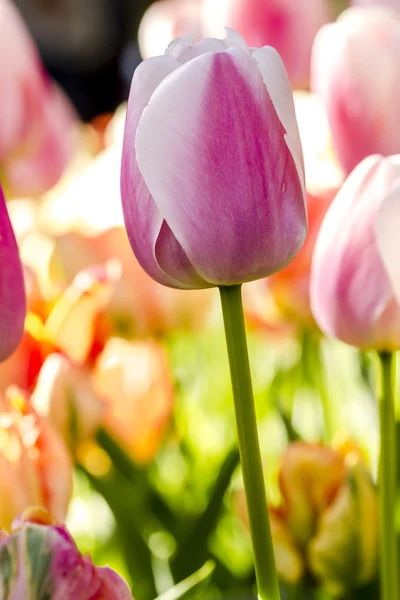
xmin=0 ymin=0 xmax=76 ymax=196
xmin=352 ymin=0 xmax=400 ymax=8
xmin=0 ymin=388 xmax=72 ymax=529
xmin=121 ymin=30 xmax=306 ymax=289
xmin=0 ymin=186 xmax=26 ymax=362
xmin=311 ymin=155 xmax=400 ymax=349
xmin=139 ymin=0 xmax=203 ymax=59
xmin=202 ymin=0 xmax=331 ymax=87
xmin=311 ymin=6 xmax=400 ymax=174
xmin=0 ymin=508 xmax=133 ymax=599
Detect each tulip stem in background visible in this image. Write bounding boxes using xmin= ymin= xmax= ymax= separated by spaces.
xmin=378 ymin=351 xmax=399 ymax=600
xmin=219 ymin=285 xmax=280 ymax=600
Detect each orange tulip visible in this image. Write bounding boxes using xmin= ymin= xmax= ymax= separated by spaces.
xmin=0 ymin=387 xmax=72 ymax=529
xmin=93 ymin=338 xmax=174 ymax=463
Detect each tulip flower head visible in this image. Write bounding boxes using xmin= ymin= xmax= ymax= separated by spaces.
xmin=0 ymin=508 xmax=133 ymax=599
xmin=0 ymin=186 xmax=26 ymax=362
xmin=311 ymin=154 xmax=400 ymax=349
xmin=121 ymin=30 xmax=307 ymax=290
xmin=311 ymin=6 xmax=400 ymax=174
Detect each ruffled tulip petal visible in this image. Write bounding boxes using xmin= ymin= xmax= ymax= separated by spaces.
xmin=252 ymin=46 xmax=306 ymax=201
xmin=375 ymin=181 xmax=400 ymax=303
xmin=136 ymin=47 xmax=306 ymax=285
xmin=0 ymin=187 xmax=26 ymax=362
xmin=121 ymin=55 xmax=208 ymax=289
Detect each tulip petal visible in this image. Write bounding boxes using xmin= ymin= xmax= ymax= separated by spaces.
xmin=121 ymin=55 xmax=208 ymax=289
xmin=252 ymin=46 xmax=306 ymax=202
xmin=375 ymin=180 xmax=400 ymax=304
xmin=136 ymin=47 xmax=306 ymax=285
xmin=0 ymin=187 xmax=26 ymax=361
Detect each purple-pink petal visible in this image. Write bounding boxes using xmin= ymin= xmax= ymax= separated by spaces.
xmin=0 ymin=185 xmax=26 ymax=362
xmin=136 ymin=48 xmax=307 ymax=285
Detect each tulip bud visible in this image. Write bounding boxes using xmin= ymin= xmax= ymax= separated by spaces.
xmin=308 ymin=459 xmax=378 ymax=597
xmin=121 ymin=30 xmax=306 ymax=290
xmin=31 ymin=353 xmax=105 ymax=448
xmin=311 ymin=6 xmax=400 ymax=174
xmin=201 ymin=0 xmax=331 ymax=88
xmin=0 ymin=186 xmax=26 ymax=362
xmin=278 ymin=442 xmax=345 ymax=547
xmin=0 ymin=388 xmax=72 ymax=529
xmin=311 ymin=154 xmax=400 ymax=350
xmin=93 ymin=338 xmax=174 ymax=463
xmin=0 ymin=508 xmax=133 ymax=599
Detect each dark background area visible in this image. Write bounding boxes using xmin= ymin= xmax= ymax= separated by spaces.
xmin=13 ymin=0 xmax=154 ymax=121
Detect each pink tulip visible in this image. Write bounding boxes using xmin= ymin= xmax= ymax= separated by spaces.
xmin=311 ymin=6 xmax=400 ymax=174
xmin=121 ymin=30 xmax=306 ymax=289
xmin=352 ymin=0 xmax=400 ymax=8
xmin=310 ymin=154 xmax=400 ymax=349
xmin=0 ymin=186 xmax=26 ymax=362
xmin=201 ymin=0 xmax=331 ymax=87
xmin=0 ymin=508 xmax=133 ymax=599
xmin=0 ymin=0 xmax=75 ymax=196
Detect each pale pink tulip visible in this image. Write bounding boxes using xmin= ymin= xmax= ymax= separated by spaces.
xmin=311 ymin=6 xmax=400 ymax=174
xmin=0 ymin=186 xmax=26 ymax=362
xmin=201 ymin=0 xmax=331 ymax=87
xmin=311 ymin=155 xmax=400 ymax=349
xmin=139 ymin=0 xmax=203 ymax=59
xmin=0 ymin=0 xmax=75 ymax=196
xmin=121 ymin=30 xmax=306 ymax=289
xmin=353 ymin=0 xmax=400 ymax=8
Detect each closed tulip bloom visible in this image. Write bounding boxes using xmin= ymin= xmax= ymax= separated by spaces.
xmin=202 ymin=0 xmax=331 ymax=87
xmin=121 ymin=30 xmax=306 ymax=290
xmin=311 ymin=155 xmax=400 ymax=349
xmin=0 ymin=187 xmax=26 ymax=362
xmin=0 ymin=508 xmax=133 ymax=599
xmin=311 ymin=6 xmax=400 ymax=174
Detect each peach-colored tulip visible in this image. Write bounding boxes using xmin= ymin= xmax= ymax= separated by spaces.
xmin=311 ymin=6 xmax=400 ymax=174
xmin=0 ymin=387 xmax=72 ymax=529
xmin=0 ymin=0 xmax=76 ymax=196
xmin=202 ymin=0 xmax=331 ymax=87
xmin=32 ymin=353 xmax=105 ymax=447
xmin=311 ymin=154 xmax=400 ymax=349
xmin=50 ymin=227 xmax=213 ymax=337
xmin=93 ymin=339 xmax=174 ymax=463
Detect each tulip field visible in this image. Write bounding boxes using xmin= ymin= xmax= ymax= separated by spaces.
xmin=1 ymin=0 xmax=400 ymax=599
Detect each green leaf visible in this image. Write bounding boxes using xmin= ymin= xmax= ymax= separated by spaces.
xmin=170 ymin=447 xmax=240 ymax=581
xmin=154 ymin=561 xmax=215 ymax=600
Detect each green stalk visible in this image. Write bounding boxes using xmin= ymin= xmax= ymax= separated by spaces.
xmin=219 ymin=284 xmax=280 ymax=600
xmin=378 ymin=351 xmax=399 ymax=600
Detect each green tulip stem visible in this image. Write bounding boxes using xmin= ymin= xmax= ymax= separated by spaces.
xmin=378 ymin=351 xmax=399 ymax=600
xmin=219 ymin=284 xmax=280 ymax=600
